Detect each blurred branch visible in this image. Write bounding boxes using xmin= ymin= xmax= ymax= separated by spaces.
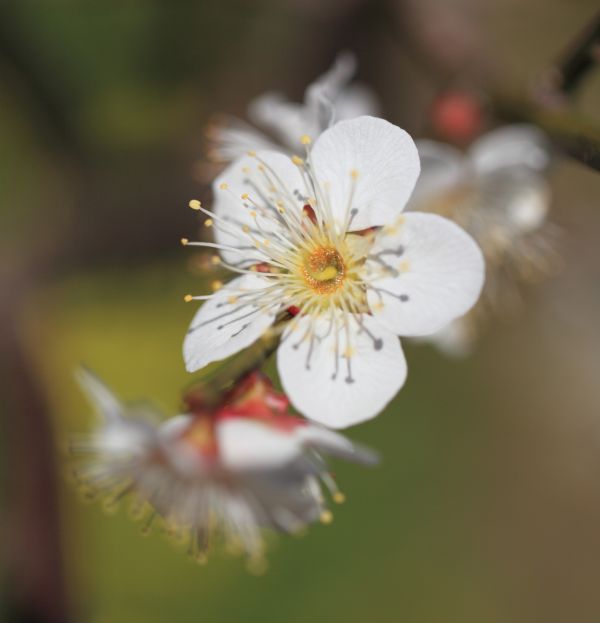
xmin=494 ymin=93 xmax=600 ymax=171
xmin=0 ymin=296 xmax=71 ymax=623
xmin=536 ymin=11 xmax=600 ymax=102
xmin=512 ymin=11 xmax=600 ymax=171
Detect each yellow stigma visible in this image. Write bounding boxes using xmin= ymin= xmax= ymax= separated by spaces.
xmin=302 ymin=247 xmax=346 ymax=294
xmin=189 ymin=199 xmax=202 ymax=210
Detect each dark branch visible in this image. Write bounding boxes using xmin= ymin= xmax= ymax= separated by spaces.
xmin=539 ymin=11 xmax=600 ymax=101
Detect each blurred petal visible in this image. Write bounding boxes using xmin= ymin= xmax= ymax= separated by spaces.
xmin=333 ymin=83 xmax=380 ymax=121
xmin=409 ymin=139 xmax=465 ymax=205
xmin=310 ymin=116 xmax=420 ymax=230
xmin=218 ymin=418 xmax=302 ymax=470
xmin=76 ymin=367 xmax=123 ymax=422
xmin=367 ymin=212 xmax=484 ymax=336
xmin=488 ymin=168 xmax=550 ymax=233
xmin=419 ymin=318 xmax=475 ymax=358
xmin=248 ymin=93 xmax=318 ymax=150
xmin=297 ymin=425 xmax=379 ymax=465
xmin=277 ymin=313 xmax=407 ymax=428
xmin=469 ymin=124 xmax=551 ymax=173
xmin=208 ymin=115 xmax=280 ymax=161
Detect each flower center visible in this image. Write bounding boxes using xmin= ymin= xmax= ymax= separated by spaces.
xmin=302 ymin=247 xmax=346 ymax=294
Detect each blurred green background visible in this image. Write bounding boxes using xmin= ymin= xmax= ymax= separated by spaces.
xmin=2 ymin=1 xmax=600 ymax=622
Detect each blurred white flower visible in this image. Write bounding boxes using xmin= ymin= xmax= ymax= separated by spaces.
xmin=206 ymin=51 xmax=379 ymax=163
xmin=72 ymin=369 xmax=376 ymax=567
xmin=408 ymin=125 xmax=561 ymax=355
xmin=183 ymin=116 xmax=484 ymax=427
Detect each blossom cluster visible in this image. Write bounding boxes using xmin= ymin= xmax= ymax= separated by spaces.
xmin=73 ymin=53 xmax=556 ymax=566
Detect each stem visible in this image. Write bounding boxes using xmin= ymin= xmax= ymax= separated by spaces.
xmin=183 ymin=319 xmax=285 ymax=408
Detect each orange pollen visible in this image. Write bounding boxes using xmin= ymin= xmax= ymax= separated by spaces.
xmin=302 ymin=247 xmax=346 ymax=294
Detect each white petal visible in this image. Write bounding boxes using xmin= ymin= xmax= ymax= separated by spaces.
xmin=310 ymin=116 xmax=420 ymax=230
xmin=367 ymin=212 xmax=484 ymax=336
xmin=183 ymin=275 xmax=278 ymax=372
xmin=408 ymin=139 xmax=465 ymax=207
xmin=277 ymin=313 xmax=407 ymax=428
xmin=212 ymin=151 xmax=306 ymax=265
xmin=469 ymin=124 xmax=551 ymax=173
xmin=218 ymin=418 xmax=302 ymax=470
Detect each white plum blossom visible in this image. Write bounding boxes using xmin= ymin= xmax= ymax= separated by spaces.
xmin=72 ymin=369 xmax=376 ymax=566
xmin=408 ymin=124 xmax=559 ymax=356
xmin=183 ymin=115 xmax=485 ymax=427
xmin=207 ymin=52 xmax=379 ymax=163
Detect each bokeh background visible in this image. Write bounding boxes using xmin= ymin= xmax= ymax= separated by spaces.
xmin=1 ymin=1 xmax=600 ymax=622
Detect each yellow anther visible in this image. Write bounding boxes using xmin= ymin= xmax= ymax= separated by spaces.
xmin=350 ymin=169 xmax=359 ymax=180
xmin=320 ymin=510 xmax=334 ymax=524
xmin=242 ymin=224 xmax=250 ymax=233
xmin=249 ymin=211 xmax=257 ymax=218
xmin=333 ymin=492 xmax=346 ymax=504
xmin=211 ymin=280 xmax=223 ymax=292
xmin=263 ymin=239 xmax=270 ymax=246
xmin=181 ymin=238 xmax=189 ymax=246
xmin=399 ymin=260 xmax=410 ymax=273
xmin=343 ymin=346 xmax=355 ymax=359
xmin=278 ymin=207 xmax=285 ymax=214
xmin=211 ymin=255 xmax=221 ymax=265
xmin=241 ymin=193 xmax=249 ymax=200
xmin=300 ymin=134 xmax=312 ymax=145
xmin=247 ymin=150 xmax=256 ymax=157
xmin=184 ymin=294 xmax=193 ymax=302
xmin=257 ymin=164 xmax=265 ymax=172
xmin=204 ymin=218 xmax=213 ymax=227
xmin=219 ymin=182 xmax=229 ymax=190
xmin=242 ymin=166 xmax=250 ymax=173
xmin=291 ymin=155 xmax=304 ymax=166
xmin=188 ymin=199 xmax=202 ymax=210
xmin=227 ymin=295 xmax=239 ymax=304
